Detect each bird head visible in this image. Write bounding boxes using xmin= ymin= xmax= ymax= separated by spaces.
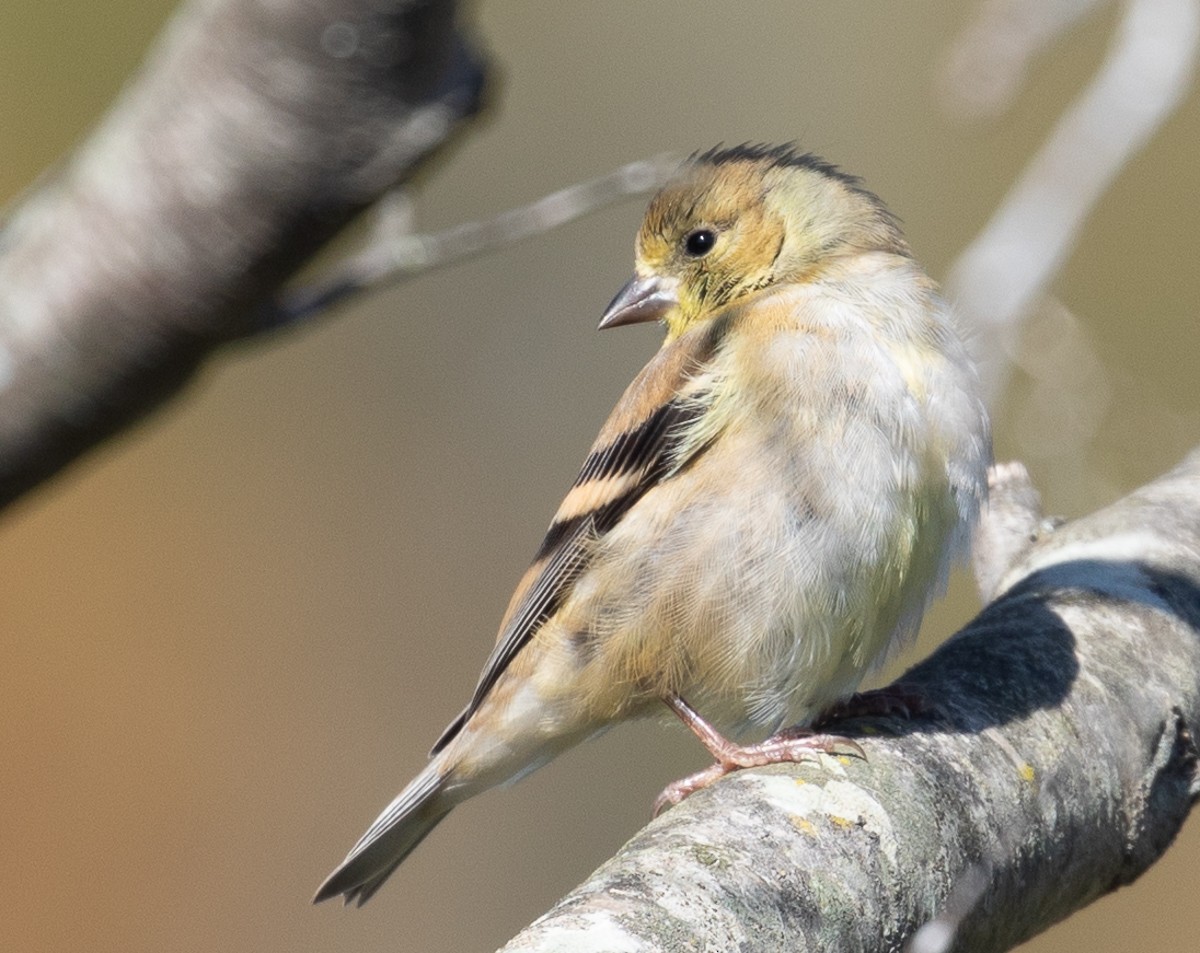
xmin=600 ymin=144 xmax=908 ymax=338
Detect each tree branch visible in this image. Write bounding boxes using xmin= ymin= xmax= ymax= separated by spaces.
xmin=942 ymin=0 xmax=1200 ymax=401
xmin=500 ymin=455 xmax=1200 ymax=952
xmin=0 ymin=0 xmax=485 ymax=507
xmin=271 ymin=152 xmax=679 ymax=325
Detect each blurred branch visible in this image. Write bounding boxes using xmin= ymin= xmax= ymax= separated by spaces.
xmin=942 ymin=0 xmax=1200 ymax=401
xmin=938 ymin=0 xmax=1106 ymax=120
xmin=501 ymin=455 xmax=1200 ymax=952
xmin=0 ymin=0 xmax=485 ymax=507
xmin=3 ymin=0 xmax=1193 ymax=507
xmin=271 ymin=152 xmax=679 ymax=325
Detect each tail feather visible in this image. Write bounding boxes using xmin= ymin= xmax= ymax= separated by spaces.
xmin=314 ymin=763 xmax=452 ymax=906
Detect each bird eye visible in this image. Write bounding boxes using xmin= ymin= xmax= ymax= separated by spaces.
xmin=683 ymin=228 xmax=717 ymax=257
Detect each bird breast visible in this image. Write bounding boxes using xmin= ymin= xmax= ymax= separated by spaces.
xmin=544 ymin=256 xmax=987 ymax=739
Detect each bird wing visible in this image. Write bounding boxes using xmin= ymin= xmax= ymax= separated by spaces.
xmin=431 ymin=319 xmax=728 ymax=754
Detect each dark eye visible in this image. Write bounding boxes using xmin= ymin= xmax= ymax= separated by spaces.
xmin=683 ymin=228 xmax=717 ymax=257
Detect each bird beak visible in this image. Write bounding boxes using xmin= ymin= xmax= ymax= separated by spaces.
xmin=597 ymin=275 xmax=679 ymax=330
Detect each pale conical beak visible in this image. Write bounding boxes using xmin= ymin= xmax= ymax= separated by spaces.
xmin=597 ymin=275 xmax=679 ymax=330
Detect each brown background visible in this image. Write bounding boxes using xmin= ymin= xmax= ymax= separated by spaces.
xmin=2 ymin=2 xmax=1198 ymax=951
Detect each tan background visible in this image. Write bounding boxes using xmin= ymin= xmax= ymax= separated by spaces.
xmin=2 ymin=2 xmax=1198 ymax=951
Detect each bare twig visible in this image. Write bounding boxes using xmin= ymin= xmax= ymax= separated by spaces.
xmin=942 ymin=0 xmax=1200 ymax=401
xmin=972 ymin=461 xmax=1053 ymax=602
xmin=271 ymin=153 xmax=680 ymax=324
xmin=938 ymin=0 xmax=1106 ymax=120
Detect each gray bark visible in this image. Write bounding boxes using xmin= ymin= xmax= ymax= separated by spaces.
xmin=0 ymin=0 xmax=484 ymax=506
xmin=501 ymin=456 xmax=1200 ymax=952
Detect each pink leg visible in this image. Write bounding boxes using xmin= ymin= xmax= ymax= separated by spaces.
xmin=654 ymin=695 xmax=864 ymax=816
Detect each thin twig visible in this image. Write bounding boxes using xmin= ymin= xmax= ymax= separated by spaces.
xmin=270 ymin=152 xmax=681 ymax=325
xmin=938 ymin=0 xmax=1106 ymax=121
xmin=942 ymin=0 xmax=1200 ymax=402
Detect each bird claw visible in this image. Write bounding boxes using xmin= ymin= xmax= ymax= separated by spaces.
xmin=652 ymin=730 xmax=865 ymax=816
xmin=653 ymin=762 xmax=729 ymax=816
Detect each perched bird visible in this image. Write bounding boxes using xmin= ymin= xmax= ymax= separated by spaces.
xmin=315 ymin=143 xmax=990 ymax=906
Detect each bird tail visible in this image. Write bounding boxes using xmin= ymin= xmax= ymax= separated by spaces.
xmin=313 ymin=761 xmax=454 ymax=906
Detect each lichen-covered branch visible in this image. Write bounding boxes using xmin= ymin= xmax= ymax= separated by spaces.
xmin=501 ymin=455 xmax=1200 ymax=952
xmin=0 ymin=0 xmax=485 ymax=506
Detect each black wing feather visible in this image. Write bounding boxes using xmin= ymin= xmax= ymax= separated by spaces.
xmin=430 ymin=395 xmax=712 ymax=754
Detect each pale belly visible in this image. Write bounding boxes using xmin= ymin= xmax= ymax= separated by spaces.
xmin=537 ymin=412 xmax=959 ymax=739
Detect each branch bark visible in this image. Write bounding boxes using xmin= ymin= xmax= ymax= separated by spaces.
xmin=500 ymin=456 xmax=1200 ymax=952
xmin=0 ymin=0 xmax=484 ymax=507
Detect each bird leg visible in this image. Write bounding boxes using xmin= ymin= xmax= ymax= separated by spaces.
xmin=654 ymin=694 xmax=865 ymax=816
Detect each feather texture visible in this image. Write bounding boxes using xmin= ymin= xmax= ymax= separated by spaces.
xmin=431 ymin=318 xmax=727 ymax=754
xmin=315 ymin=145 xmax=990 ymax=906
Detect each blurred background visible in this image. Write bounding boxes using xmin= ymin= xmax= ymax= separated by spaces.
xmin=2 ymin=2 xmax=1198 ymax=951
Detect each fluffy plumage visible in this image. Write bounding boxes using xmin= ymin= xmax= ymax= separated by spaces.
xmin=315 ymin=143 xmax=991 ymax=906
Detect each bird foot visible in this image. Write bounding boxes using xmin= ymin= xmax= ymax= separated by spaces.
xmin=652 ymin=729 xmax=864 ymax=816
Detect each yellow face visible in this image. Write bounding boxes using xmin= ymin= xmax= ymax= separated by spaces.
xmin=620 ymin=147 xmax=906 ymax=338
xmin=635 ymin=163 xmax=784 ymax=335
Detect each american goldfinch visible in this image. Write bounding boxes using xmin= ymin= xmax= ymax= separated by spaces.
xmin=315 ymin=143 xmax=990 ymax=906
